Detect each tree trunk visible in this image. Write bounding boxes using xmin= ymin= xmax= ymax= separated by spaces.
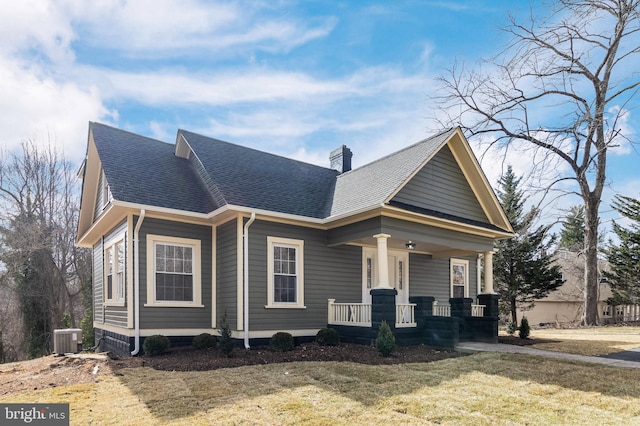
xmin=584 ymin=195 xmax=600 ymax=325
xmin=510 ymin=298 xmax=518 ymax=325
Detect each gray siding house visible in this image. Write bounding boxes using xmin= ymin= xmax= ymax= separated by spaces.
xmin=77 ymin=123 xmax=513 ymax=356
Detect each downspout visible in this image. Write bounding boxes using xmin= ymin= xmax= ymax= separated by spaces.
xmin=131 ymin=209 xmax=146 ymax=356
xmin=243 ymin=212 xmax=256 ymax=349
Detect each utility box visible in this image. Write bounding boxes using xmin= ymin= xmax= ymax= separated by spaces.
xmin=53 ymin=328 xmax=83 ymax=355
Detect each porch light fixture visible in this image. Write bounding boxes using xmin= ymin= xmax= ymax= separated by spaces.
xmin=405 ymin=241 xmax=416 ymax=250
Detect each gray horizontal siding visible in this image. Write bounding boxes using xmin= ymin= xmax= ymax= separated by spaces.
xmin=392 ymin=145 xmax=488 ymax=223
xmin=217 ymin=219 xmax=237 ymax=329
xmin=139 ymin=217 xmax=213 ymax=329
xmin=410 ymin=253 xmax=479 ymax=304
xmin=410 ymin=255 xmax=450 ymax=303
xmin=105 ymin=306 xmax=128 ymax=327
xmin=247 ymin=220 xmax=361 ymax=331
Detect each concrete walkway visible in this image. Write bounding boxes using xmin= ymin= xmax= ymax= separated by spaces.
xmin=457 ymin=342 xmax=640 ymax=369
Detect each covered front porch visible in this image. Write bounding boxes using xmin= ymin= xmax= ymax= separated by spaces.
xmin=327 ymin=293 xmax=499 ymax=348
xmin=326 ymin=232 xmax=500 ymax=348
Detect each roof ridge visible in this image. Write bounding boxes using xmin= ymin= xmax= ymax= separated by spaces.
xmin=91 ymin=122 xmax=172 ymax=145
xmin=178 ymin=129 xmax=339 ymax=174
xmin=337 ymin=127 xmax=455 ymax=177
xmin=177 ymin=132 xmax=228 ymax=208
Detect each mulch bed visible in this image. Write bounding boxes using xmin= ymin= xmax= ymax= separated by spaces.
xmin=111 ymin=342 xmax=469 ymax=372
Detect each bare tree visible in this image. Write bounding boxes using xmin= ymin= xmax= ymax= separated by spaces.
xmin=434 ymin=0 xmax=640 ymax=325
xmin=0 ymin=139 xmax=90 ymax=358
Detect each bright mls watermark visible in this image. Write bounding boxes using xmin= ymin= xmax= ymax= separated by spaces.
xmin=1 ymin=404 xmax=69 ymax=425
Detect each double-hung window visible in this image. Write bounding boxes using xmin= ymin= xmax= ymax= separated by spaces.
xmin=146 ymin=235 xmax=202 ymax=307
xmin=450 ymin=258 xmax=469 ymax=298
xmin=104 ymin=236 xmax=125 ymax=305
xmin=266 ymin=237 xmax=305 ymax=308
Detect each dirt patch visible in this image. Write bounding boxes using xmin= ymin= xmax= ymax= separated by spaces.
xmin=0 ymin=354 xmax=112 ymax=396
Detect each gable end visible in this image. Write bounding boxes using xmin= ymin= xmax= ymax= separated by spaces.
xmin=391 ymin=144 xmax=489 ymax=224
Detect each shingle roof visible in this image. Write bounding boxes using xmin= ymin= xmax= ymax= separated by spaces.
xmin=179 ymin=130 xmax=339 ymax=218
xmin=91 ymin=124 xmax=496 ymax=229
xmin=90 ymin=123 xmax=216 ymax=214
xmin=329 ymin=128 xmax=455 ymax=217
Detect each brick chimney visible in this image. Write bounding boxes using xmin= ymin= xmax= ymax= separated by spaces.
xmin=330 ymin=145 xmax=352 ymax=173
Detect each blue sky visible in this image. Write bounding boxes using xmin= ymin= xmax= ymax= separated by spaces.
xmin=1 ymin=0 xmax=638 ymax=231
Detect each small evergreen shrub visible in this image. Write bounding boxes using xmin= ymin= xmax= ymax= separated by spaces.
xmin=270 ymin=332 xmax=295 ymax=352
xmin=506 ymin=320 xmax=518 ymax=335
xmin=316 ymin=328 xmax=340 ymax=346
xmin=375 ymin=321 xmax=396 ymax=356
xmin=218 ymin=311 xmax=234 ymax=357
xmin=143 ymin=334 xmax=170 ymax=356
xmin=519 ymin=317 xmax=531 ymax=339
xmin=192 ymin=333 xmax=217 ymax=350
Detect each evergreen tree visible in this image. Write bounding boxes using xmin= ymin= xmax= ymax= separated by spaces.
xmin=494 ymin=166 xmax=564 ymax=324
xmin=559 ymin=206 xmax=585 ymax=252
xmin=604 ymin=195 xmax=640 ymax=304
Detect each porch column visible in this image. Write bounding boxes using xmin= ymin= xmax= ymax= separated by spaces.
xmin=373 ymin=234 xmax=392 ymax=289
xmin=483 ymin=251 xmax=495 ymax=294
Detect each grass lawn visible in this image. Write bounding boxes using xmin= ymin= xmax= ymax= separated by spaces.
xmin=517 ymin=326 xmax=640 ymax=356
xmin=3 ymin=351 xmax=640 ymax=425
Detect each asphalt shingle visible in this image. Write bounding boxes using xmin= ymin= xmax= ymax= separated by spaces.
xmin=329 ymin=128 xmax=455 ymax=217
xmin=90 ymin=123 xmax=216 ymax=214
xmin=180 ymin=130 xmax=339 ymax=218
xmin=90 ymin=124 xmax=495 ymax=229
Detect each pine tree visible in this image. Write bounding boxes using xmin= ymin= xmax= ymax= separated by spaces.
xmin=494 ymin=166 xmax=564 ymax=324
xmin=604 ymin=195 xmax=640 ymax=304
xmin=559 ymin=206 xmax=585 ymax=252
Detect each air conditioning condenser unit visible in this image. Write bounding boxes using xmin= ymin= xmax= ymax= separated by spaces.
xmin=53 ymin=328 xmax=83 ymax=355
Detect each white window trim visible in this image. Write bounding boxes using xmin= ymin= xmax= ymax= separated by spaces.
xmin=145 ymin=234 xmax=203 ymax=308
xmin=450 ymin=258 xmax=469 ymax=298
xmin=104 ymin=233 xmax=126 ymax=307
xmin=266 ymin=236 xmax=305 ymax=309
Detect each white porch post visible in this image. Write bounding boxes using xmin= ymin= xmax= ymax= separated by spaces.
xmin=373 ymin=234 xmax=392 ymax=289
xmin=483 ymin=251 xmax=495 ymax=294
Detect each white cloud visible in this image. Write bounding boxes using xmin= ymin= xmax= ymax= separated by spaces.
xmin=94 ymin=68 xmax=353 ymax=105
xmin=69 ymin=0 xmax=336 ymax=56
xmin=0 ymin=56 xmax=112 ymax=161
xmin=0 ymin=0 xmax=76 ymax=62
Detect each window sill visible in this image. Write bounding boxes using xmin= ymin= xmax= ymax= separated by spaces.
xmin=104 ymin=301 xmax=126 ymax=307
xmin=264 ymin=304 xmax=307 ymax=309
xmin=144 ymin=303 xmax=205 ymax=308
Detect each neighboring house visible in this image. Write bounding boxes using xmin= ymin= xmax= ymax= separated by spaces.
xmin=76 ymin=123 xmax=514 ymax=356
xmin=522 ymin=249 xmax=639 ymax=325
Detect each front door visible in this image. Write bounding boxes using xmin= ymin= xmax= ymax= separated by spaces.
xmin=362 ymin=248 xmax=409 ymax=304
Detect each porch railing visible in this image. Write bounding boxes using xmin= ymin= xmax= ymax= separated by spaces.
xmin=471 ymin=304 xmax=485 ymax=317
xmin=395 ymin=303 xmax=417 ymax=328
xmin=327 ymin=299 xmax=371 ymax=326
xmin=432 ymin=301 xmax=486 ymax=318
xmin=433 ymin=301 xmax=451 ymax=317
xmin=327 ymin=299 xmax=486 ymax=327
